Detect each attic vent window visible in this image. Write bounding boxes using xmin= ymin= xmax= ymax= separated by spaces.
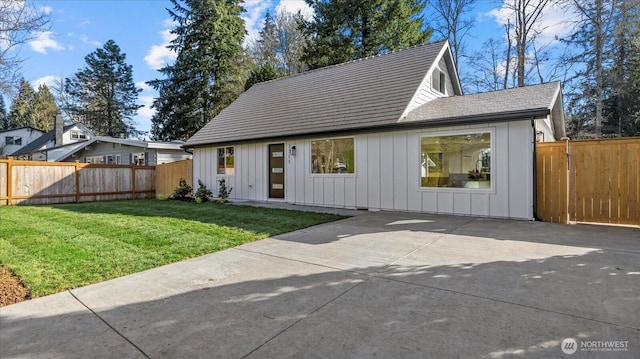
xmin=432 ymin=69 xmax=446 ymax=94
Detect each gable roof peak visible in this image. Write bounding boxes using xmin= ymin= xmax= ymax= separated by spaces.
xmin=251 ymin=40 xmax=449 ymax=89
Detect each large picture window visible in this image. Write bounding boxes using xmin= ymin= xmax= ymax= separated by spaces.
xmin=217 ymin=147 xmax=235 ymax=175
xmin=421 ymin=131 xmax=492 ymax=189
xmin=311 ymin=137 xmax=354 ymax=174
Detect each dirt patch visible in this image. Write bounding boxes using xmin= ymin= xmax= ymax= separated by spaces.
xmin=0 ymin=265 xmax=30 ymax=306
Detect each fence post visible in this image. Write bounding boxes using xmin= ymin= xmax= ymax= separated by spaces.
xmin=131 ymin=165 xmax=136 ymax=199
xmin=75 ymin=161 xmax=81 ymax=203
xmin=7 ymin=157 xmax=13 ymax=205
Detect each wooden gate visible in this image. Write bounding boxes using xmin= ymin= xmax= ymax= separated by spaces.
xmin=536 ymin=138 xmax=640 ymax=226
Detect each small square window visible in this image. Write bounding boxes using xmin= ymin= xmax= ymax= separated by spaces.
xmin=5 ymin=136 xmax=22 ymax=146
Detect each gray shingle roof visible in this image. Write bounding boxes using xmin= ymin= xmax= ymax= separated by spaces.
xmin=401 ymin=82 xmax=561 ymax=124
xmin=186 ymin=41 xmax=448 ymax=147
xmin=11 ymin=124 xmax=76 ymax=155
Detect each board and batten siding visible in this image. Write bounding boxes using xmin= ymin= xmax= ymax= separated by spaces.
xmin=193 ymin=120 xmax=535 ymax=219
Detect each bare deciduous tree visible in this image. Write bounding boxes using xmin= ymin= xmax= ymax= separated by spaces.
xmin=502 ymin=0 xmax=552 ymax=87
xmin=431 ymin=0 xmax=476 ymax=81
xmin=0 ymin=0 xmax=50 ymax=94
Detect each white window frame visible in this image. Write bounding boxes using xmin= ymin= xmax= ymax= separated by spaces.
xmin=419 ymin=127 xmax=495 ymax=192
xmin=217 ymin=146 xmax=235 ymax=176
xmin=310 ymin=136 xmax=356 ymax=176
xmin=432 ymin=68 xmax=446 ymax=94
xmin=71 ymin=130 xmax=86 ymax=140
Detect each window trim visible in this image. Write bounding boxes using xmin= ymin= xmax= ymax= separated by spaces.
xmin=217 ymin=146 xmax=235 ymax=176
xmin=71 ymin=130 xmax=86 ymax=140
xmin=5 ymin=136 xmax=22 ymax=146
xmin=309 ymin=136 xmax=356 ymax=176
xmin=432 ymin=68 xmax=446 ymax=94
xmin=419 ymin=127 xmax=496 ymax=192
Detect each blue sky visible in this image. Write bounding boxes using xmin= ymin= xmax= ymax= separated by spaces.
xmin=17 ymin=0 xmax=570 ymax=136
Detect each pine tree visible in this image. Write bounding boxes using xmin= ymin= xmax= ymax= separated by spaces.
xmin=148 ymin=0 xmax=246 ymax=141
xmin=65 ymin=40 xmax=142 ymax=137
xmin=31 ymin=84 xmax=58 ymax=132
xmin=301 ymin=0 xmax=432 ymax=70
xmin=564 ymin=0 xmax=621 ymax=138
xmin=245 ymin=63 xmax=278 ymax=90
xmin=602 ymin=0 xmax=640 ymax=137
xmin=8 ymin=79 xmax=36 ymax=128
xmin=250 ymin=9 xmax=308 ymax=76
xmin=0 ymin=96 xmax=9 ymax=130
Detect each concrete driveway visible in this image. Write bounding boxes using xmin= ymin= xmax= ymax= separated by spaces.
xmin=1 ymin=211 xmax=639 ymax=358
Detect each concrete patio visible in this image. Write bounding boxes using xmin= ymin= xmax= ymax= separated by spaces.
xmin=1 ymin=210 xmax=638 ymax=358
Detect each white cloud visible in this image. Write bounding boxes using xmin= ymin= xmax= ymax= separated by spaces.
xmin=137 ymin=95 xmax=156 ymax=124
xmin=32 ymin=75 xmax=62 ymax=90
xmin=29 ymin=31 xmax=65 ymax=54
xmin=144 ymin=19 xmax=178 ymax=70
xmin=40 ymin=6 xmax=53 ymax=15
xmin=242 ymin=0 xmax=273 ymax=45
xmin=275 ymin=0 xmax=313 ymax=18
xmin=136 ymin=81 xmax=152 ymax=92
xmin=79 ymin=34 xmax=101 ymax=47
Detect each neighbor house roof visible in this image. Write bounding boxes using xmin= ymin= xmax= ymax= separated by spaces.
xmin=0 ymin=126 xmax=44 ymax=134
xmin=186 ymin=40 xmax=456 ymax=147
xmin=402 ymin=82 xmax=564 ymax=128
xmin=11 ymin=124 xmax=79 ymax=155
xmin=56 ymin=136 xmax=187 ymax=162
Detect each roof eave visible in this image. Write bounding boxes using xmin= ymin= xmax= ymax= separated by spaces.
xmin=184 ymin=108 xmax=551 ymax=148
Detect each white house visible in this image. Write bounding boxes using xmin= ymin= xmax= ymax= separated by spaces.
xmin=0 ymin=127 xmax=45 ymax=156
xmin=10 ymin=116 xmax=94 ymax=161
xmin=184 ymin=40 xmax=565 ymax=220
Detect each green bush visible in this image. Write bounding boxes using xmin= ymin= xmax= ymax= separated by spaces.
xmin=217 ymin=178 xmax=233 ymax=203
xmin=171 ymin=178 xmax=192 ymax=199
xmin=194 ymin=180 xmax=213 ymax=203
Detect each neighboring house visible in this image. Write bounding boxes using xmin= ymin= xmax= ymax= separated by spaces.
xmin=11 ymin=116 xmax=94 ymax=161
xmin=0 ymin=127 xmax=45 ymax=156
xmin=56 ymin=136 xmax=192 ymax=165
xmin=185 ymin=40 xmax=565 ymax=220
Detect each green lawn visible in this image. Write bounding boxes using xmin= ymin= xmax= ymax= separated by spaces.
xmin=0 ymin=200 xmax=345 ymax=298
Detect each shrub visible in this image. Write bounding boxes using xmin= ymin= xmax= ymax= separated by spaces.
xmin=217 ymin=178 xmax=233 ymax=203
xmin=194 ymin=180 xmax=213 ymax=203
xmin=171 ymin=178 xmax=192 ymax=199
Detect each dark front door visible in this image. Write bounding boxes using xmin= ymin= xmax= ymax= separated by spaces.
xmin=269 ymin=144 xmax=285 ymax=199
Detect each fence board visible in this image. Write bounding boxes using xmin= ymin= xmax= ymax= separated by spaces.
xmin=155 ymin=160 xmax=192 ymax=198
xmin=0 ymin=160 xmax=156 ymax=206
xmin=537 ymin=138 xmax=640 ymax=226
xmin=536 ymin=142 xmax=568 ymax=223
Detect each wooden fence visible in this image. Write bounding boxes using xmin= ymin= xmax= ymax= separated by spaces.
xmin=536 ymin=138 xmax=640 ymax=226
xmin=0 ymin=159 xmax=155 ymax=206
xmin=155 ymin=159 xmax=192 ymax=198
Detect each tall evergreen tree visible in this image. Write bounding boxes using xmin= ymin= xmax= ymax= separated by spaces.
xmin=564 ymin=0 xmax=619 ymax=138
xmin=148 ymin=0 xmax=246 ymax=141
xmin=31 ymin=84 xmax=58 ymax=131
xmin=602 ymin=0 xmax=640 ymax=137
xmin=8 ymin=79 xmax=36 ymax=128
xmin=65 ymin=40 xmax=142 ymax=137
xmin=0 ymin=96 xmax=8 ymax=130
xmin=301 ymin=0 xmax=432 ymax=70
xmin=250 ymin=9 xmax=308 ymax=76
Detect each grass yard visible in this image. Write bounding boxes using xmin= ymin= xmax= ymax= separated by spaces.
xmin=0 ymin=200 xmax=345 ymax=299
